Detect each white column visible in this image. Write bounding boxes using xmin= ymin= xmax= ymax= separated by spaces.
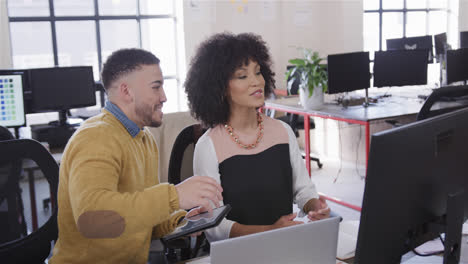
xmin=0 ymin=0 xmax=13 ymax=68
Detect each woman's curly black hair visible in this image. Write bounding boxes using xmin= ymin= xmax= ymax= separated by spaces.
xmin=184 ymin=32 xmax=275 ymax=128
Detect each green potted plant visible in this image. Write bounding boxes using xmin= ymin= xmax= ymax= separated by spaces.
xmin=286 ymin=49 xmax=328 ymax=110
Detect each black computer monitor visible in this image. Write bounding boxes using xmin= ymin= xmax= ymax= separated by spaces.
xmin=386 ymin=35 xmax=434 ymax=63
xmin=446 ymin=48 xmax=468 ymax=84
xmin=373 ymin=50 xmax=428 ymax=87
xmin=0 ymin=70 xmax=26 ymax=128
xmin=434 ymin=32 xmax=448 ymax=57
xmin=327 ymin=52 xmax=370 ymax=94
xmin=460 ymin=31 xmax=468 ymax=49
xmin=355 ymin=108 xmax=468 ymax=264
xmin=28 ymin=66 xmax=96 ymax=124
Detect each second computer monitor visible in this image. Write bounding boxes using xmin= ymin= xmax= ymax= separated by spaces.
xmin=460 ymin=31 xmax=468 ymax=49
xmin=386 ymin=35 xmax=433 ymax=63
xmin=29 ymin=66 xmax=96 ymax=112
xmin=327 ymin=51 xmax=370 ymax=94
xmin=434 ymin=32 xmax=448 ymax=57
xmin=446 ymin=48 xmax=468 ymax=84
xmin=373 ymin=49 xmax=428 ymax=87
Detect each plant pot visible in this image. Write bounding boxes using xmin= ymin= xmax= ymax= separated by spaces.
xmin=299 ymin=86 xmax=324 ymax=110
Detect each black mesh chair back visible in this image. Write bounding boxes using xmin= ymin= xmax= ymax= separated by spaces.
xmin=417 ymin=85 xmax=468 ymax=121
xmin=165 ymin=124 xmax=208 ymax=261
xmin=0 ymin=139 xmax=59 ymax=264
xmin=168 ymin=124 xmax=207 ymax=185
xmin=0 ymin=127 xmax=27 ymax=244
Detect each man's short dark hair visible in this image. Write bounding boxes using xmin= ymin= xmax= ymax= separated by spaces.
xmin=101 ymin=48 xmax=160 ymax=91
xmin=184 ymin=32 xmax=275 ymax=128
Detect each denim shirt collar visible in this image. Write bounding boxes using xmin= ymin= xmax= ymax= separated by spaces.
xmin=104 ymin=101 xmax=141 ymax=138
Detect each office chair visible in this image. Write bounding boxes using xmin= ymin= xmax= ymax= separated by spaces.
xmin=417 ymin=85 xmax=468 ymax=121
xmin=0 ymin=138 xmax=59 ymax=264
xmin=165 ymin=124 xmax=208 ymax=261
xmin=0 ymin=126 xmax=27 ymax=244
xmin=273 ymin=67 xmax=323 ymax=168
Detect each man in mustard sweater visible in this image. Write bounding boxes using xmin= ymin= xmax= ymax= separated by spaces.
xmin=50 ymin=48 xmax=223 ymax=263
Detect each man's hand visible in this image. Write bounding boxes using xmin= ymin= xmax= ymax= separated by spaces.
xmin=184 ymin=207 xmax=208 ymax=237
xmin=175 ymin=176 xmax=223 ymax=211
xmin=271 ymin=213 xmax=304 ymax=230
xmin=306 ymin=196 xmax=330 ymax=221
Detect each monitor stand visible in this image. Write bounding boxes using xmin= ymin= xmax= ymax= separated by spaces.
xmin=31 ymin=110 xmax=80 ymax=149
xmin=412 ymin=190 xmax=465 ymax=264
xmin=363 ymin=88 xmax=374 ymax=108
xmin=441 ymin=190 xmax=464 ymax=264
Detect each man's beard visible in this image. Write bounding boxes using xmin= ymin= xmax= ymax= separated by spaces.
xmin=135 ymin=103 xmax=162 ymax=128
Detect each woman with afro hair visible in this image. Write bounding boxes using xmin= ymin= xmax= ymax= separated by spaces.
xmin=185 ymin=32 xmax=330 ymax=242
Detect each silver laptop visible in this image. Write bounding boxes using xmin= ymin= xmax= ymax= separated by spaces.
xmin=209 ymin=216 xmax=340 ymax=264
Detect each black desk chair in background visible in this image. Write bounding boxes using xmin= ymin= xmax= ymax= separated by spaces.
xmin=165 ymin=124 xmax=208 ymax=261
xmin=417 ymin=85 xmax=468 ymax=121
xmin=0 ymin=138 xmax=59 ymax=264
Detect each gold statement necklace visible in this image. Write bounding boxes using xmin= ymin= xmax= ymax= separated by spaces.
xmin=224 ymin=112 xmax=264 ymax=149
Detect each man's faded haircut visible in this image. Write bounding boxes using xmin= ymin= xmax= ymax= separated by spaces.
xmin=101 ymin=48 xmax=160 ymax=92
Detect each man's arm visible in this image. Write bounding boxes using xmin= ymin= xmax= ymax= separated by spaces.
xmin=152 ymin=210 xmax=186 ymax=238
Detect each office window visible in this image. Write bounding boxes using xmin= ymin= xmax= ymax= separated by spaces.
xmin=56 ymin=21 xmax=99 ymax=77
xmin=7 ymin=0 xmax=184 ymax=113
xmin=9 ymin=22 xmax=54 ymax=68
xmin=364 ymin=0 xmax=448 ymax=52
xmin=100 ymin=20 xmax=139 ymax=63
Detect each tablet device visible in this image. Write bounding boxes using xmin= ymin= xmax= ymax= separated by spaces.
xmin=161 ymin=204 xmax=231 ymax=242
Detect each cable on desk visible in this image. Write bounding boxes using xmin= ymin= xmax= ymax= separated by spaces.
xmin=333 ymin=122 xmax=343 ymax=183
xmin=355 ymin=125 xmax=365 ymax=179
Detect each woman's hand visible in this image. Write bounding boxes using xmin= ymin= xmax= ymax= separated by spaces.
xmin=306 ymin=196 xmax=330 ymax=221
xmin=271 ymin=213 xmax=304 ymax=230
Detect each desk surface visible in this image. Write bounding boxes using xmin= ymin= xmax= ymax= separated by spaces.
xmin=265 ymin=95 xmax=425 ymax=122
xmin=265 ymin=86 xmax=468 ymax=123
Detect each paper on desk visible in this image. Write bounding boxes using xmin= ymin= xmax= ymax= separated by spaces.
xmin=463 ymin=220 xmax=468 ymax=235
xmin=336 ymin=220 xmax=360 ymax=261
xmin=414 ymin=237 xmax=444 ymax=255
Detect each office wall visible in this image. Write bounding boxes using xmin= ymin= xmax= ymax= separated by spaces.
xmin=0 ymin=0 xmax=13 ymax=68
xmin=183 ymin=0 xmax=363 ymax=91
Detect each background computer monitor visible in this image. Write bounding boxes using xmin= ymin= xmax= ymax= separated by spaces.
xmin=386 ymin=35 xmax=434 ymax=63
xmin=446 ymin=48 xmax=468 ymax=84
xmin=434 ymin=32 xmax=448 ymax=57
xmin=355 ymin=108 xmax=468 ymax=263
xmin=29 ymin=66 xmax=95 ymax=113
xmin=327 ymin=51 xmax=370 ymax=94
xmin=460 ymin=31 xmax=468 ymax=48
xmin=373 ymin=49 xmax=428 ymax=87
xmin=0 ymin=70 xmax=26 ymax=128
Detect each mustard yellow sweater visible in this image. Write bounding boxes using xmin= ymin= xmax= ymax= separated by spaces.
xmin=50 ymin=110 xmax=185 ymax=264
